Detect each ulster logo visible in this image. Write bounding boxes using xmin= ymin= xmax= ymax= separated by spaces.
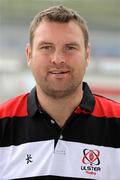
xmin=82 ymin=149 xmax=100 ymax=166
xmin=81 ymin=149 xmax=101 ymax=176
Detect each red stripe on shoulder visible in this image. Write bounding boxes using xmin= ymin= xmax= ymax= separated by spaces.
xmin=0 ymin=93 xmax=29 ymax=118
xmin=92 ymin=95 xmax=120 ymax=118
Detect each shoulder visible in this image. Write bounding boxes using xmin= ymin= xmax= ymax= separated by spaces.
xmin=92 ymin=94 xmax=120 ymax=118
xmin=0 ymin=93 xmax=29 ymax=118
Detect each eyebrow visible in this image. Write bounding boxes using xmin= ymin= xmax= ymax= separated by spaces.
xmin=38 ymin=41 xmax=53 ymax=46
xmin=65 ymin=42 xmax=80 ymax=46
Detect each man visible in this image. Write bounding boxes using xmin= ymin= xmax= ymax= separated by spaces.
xmin=0 ymin=5 xmax=120 ymax=180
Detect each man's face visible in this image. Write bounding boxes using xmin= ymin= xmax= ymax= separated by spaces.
xmin=26 ymin=20 xmax=90 ymax=99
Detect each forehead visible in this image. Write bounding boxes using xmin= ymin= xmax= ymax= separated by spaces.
xmin=33 ymin=20 xmax=84 ymax=44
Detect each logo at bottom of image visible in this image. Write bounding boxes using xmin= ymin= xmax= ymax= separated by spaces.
xmin=81 ymin=149 xmax=101 ymax=176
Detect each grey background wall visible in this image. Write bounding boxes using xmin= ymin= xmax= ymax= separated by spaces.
xmin=0 ymin=0 xmax=120 ymax=102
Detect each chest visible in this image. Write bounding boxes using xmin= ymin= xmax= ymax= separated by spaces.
xmin=1 ymin=139 xmax=120 ymax=179
xmin=1 ymin=115 xmax=120 ymax=179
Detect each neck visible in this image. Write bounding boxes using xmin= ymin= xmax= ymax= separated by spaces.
xmin=36 ymin=85 xmax=83 ymax=127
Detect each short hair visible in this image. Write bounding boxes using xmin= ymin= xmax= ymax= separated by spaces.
xmin=29 ymin=5 xmax=89 ymax=48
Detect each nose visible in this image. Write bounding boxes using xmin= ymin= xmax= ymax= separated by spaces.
xmin=51 ymin=50 xmax=65 ymax=65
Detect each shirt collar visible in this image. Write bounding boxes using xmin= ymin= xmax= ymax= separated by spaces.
xmin=27 ymin=87 xmax=39 ymax=117
xmin=27 ymin=82 xmax=95 ymax=117
xmin=80 ymin=82 xmax=95 ymax=112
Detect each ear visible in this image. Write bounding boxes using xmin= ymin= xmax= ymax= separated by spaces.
xmin=85 ymin=43 xmax=91 ymax=66
xmin=25 ymin=43 xmax=32 ymax=67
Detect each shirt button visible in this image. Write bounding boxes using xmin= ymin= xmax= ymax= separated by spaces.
xmin=39 ymin=110 xmax=43 ymax=114
xmin=51 ymin=119 xmax=55 ymax=124
xmin=59 ymin=134 xmax=63 ymax=140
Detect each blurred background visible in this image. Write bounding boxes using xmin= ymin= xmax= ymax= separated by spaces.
xmin=0 ymin=0 xmax=120 ymax=103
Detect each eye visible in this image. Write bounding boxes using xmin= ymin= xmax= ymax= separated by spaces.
xmin=40 ymin=45 xmax=53 ymax=50
xmin=64 ymin=45 xmax=77 ymax=51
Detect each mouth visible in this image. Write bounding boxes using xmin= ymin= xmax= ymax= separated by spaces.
xmin=48 ymin=70 xmax=70 ymax=78
xmin=49 ymin=69 xmax=70 ymax=74
xmin=49 ymin=70 xmax=70 ymax=74
xmin=50 ymin=71 xmax=69 ymax=74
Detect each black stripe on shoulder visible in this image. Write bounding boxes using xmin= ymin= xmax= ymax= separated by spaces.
xmin=0 ymin=114 xmax=56 ymax=147
xmin=1 ymin=112 xmax=120 ymax=148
